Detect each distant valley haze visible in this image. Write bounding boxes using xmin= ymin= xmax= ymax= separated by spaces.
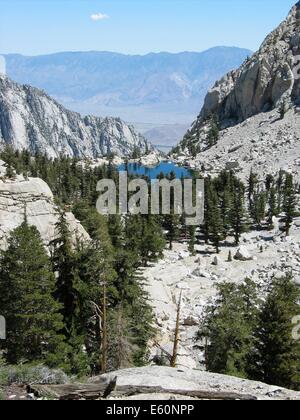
xmin=2 ymin=47 xmax=252 ymax=148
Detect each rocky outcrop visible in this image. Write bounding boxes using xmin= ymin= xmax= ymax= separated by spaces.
xmin=0 ymin=160 xmax=89 ymax=248
xmin=175 ymin=2 xmax=300 ymax=172
xmin=201 ymin=2 xmax=300 ymax=125
xmin=87 ymin=366 xmax=300 ymax=400
xmin=0 ymin=75 xmax=154 ymax=158
xmin=28 ymin=365 xmax=300 ymax=400
xmin=234 ymin=246 xmax=253 ymax=261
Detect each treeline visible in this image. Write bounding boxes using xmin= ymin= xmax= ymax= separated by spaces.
xmin=199 ymin=275 xmax=300 ymax=391
xmin=1 ymin=147 xmax=299 ymax=255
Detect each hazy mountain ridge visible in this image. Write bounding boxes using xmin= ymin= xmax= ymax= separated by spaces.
xmin=3 ymin=47 xmax=252 ymax=128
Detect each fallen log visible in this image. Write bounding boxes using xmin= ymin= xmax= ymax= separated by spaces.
xmin=110 ymin=386 xmax=257 ymax=400
xmin=28 ymin=381 xmax=257 ymax=400
xmin=27 ymin=382 xmax=111 ymax=400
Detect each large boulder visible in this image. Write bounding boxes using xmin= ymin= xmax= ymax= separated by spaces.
xmin=0 ymin=171 xmax=89 ymax=248
xmin=88 ymin=366 xmax=300 ymax=400
xmin=234 ymin=246 xmax=253 ymax=261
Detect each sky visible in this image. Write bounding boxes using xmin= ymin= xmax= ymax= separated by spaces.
xmin=0 ymin=0 xmax=297 ymax=56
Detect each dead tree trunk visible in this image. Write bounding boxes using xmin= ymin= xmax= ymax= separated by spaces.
xmin=101 ymin=284 xmax=108 ymax=373
xmin=170 ymin=291 xmax=182 ymax=368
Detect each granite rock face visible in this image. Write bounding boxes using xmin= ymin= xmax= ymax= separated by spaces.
xmin=0 ymin=75 xmax=154 ymax=158
xmin=175 ymin=2 xmax=300 ymax=172
xmin=0 ymin=160 xmax=89 ymax=248
xmin=201 ymin=2 xmax=300 ymax=124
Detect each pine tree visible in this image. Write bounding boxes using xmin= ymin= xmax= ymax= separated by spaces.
xmin=5 ymin=163 xmax=15 ymax=179
xmin=283 ymin=174 xmax=297 ymax=236
xmin=0 ymin=221 xmax=66 ymax=366
xmin=188 ymin=226 xmax=196 ymax=256
xmin=207 ymin=114 xmax=219 ymax=147
xmin=199 ymin=279 xmax=259 ymax=378
xmin=107 ymin=305 xmax=137 ymax=371
xmin=220 ymin=187 xmax=232 ymax=238
xmin=163 ymin=172 xmax=181 ymax=251
xmin=268 ymin=187 xmax=279 ymax=228
xmin=247 ymin=170 xmax=258 ymax=212
xmin=75 ymin=240 xmax=116 ymax=374
xmin=112 ymin=249 xmax=155 ymax=366
xmin=108 ymin=215 xmax=124 ymax=249
xmin=265 ymin=174 xmax=274 ymax=193
xmin=164 ymin=213 xmax=181 ymax=250
xmin=251 ymin=276 xmax=300 ymax=390
xmin=170 ymin=292 xmax=182 ymax=368
xmin=139 ymin=216 xmax=165 ymax=266
xmin=229 ymin=180 xmax=248 ymax=245
xmin=50 ymin=211 xmax=79 ymax=339
xmin=252 ymin=191 xmax=266 ymax=228
xmin=208 ymin=190 xmax=224 ymax=254
xmin=203 ymin=178 xmax=213 ymax=244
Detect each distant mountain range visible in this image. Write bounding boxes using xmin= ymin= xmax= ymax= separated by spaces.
xmin=2 ymin=47 xmax=252 ymax=145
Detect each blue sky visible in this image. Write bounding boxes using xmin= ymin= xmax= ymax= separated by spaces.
xmin=0 ymin=0 xmax=297 ymax=55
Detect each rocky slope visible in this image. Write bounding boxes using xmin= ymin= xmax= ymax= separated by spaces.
xmin=0 ymin=75 xmax=154 ymax=159
xmin=143 ymin=215 xmax=300 ymax=370
xmin=174 ymin=2 xmax=300 ymax=179
xmin=0 ymin=160 xmax=89 ymax=248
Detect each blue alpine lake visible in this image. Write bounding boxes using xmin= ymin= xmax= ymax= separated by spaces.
xmin=118 ymin=161 xmax=192 ymax=179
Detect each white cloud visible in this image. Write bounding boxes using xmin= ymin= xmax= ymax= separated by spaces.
xmin=91 ymin=13 xmax=109 ymax=22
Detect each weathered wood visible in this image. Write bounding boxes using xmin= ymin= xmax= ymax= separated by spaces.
xmin=111 ymin=385 xmax=257 ymax=401
xmin=170 ymin=291 xmax=182 ymax=368
xmin=27 ymin=383 xmax=109 ymax=400
xmin=28 ymin=382 xmax=257 ymax=400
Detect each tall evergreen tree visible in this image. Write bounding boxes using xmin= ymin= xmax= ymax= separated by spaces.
xmin=50 ymin=211 xmax=79 ymax=339
xmin=251 ymin=191 xmax=266 ymax=228
xmin=208 ymin=190 xmax=224 ymax=254
xmin=268 ymin=187 xmax=279 ymax=227
xmin=164 ymin=212 xmax=181 ymax=250
xmin=283 ymin=174 xmax=297 ymax=236
xmin=229 ymin=180 xmax=248 ymax=245
xmin=0 ymin=221 xmax=66 ymax=366
xmin=207 ymin=114 xmax=219 ymax=147
xmin=247 ymin=170 xmax=258 ymax=212
xmin=188 ymin=225 xmax=197 ymax=256
xmin=199 ymin=279 xmax=259 ymax=378
xmin=251 ymin=276 xmax=300 ymax=390
xmin=139 ymin=216 xmax=165 ymax=266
